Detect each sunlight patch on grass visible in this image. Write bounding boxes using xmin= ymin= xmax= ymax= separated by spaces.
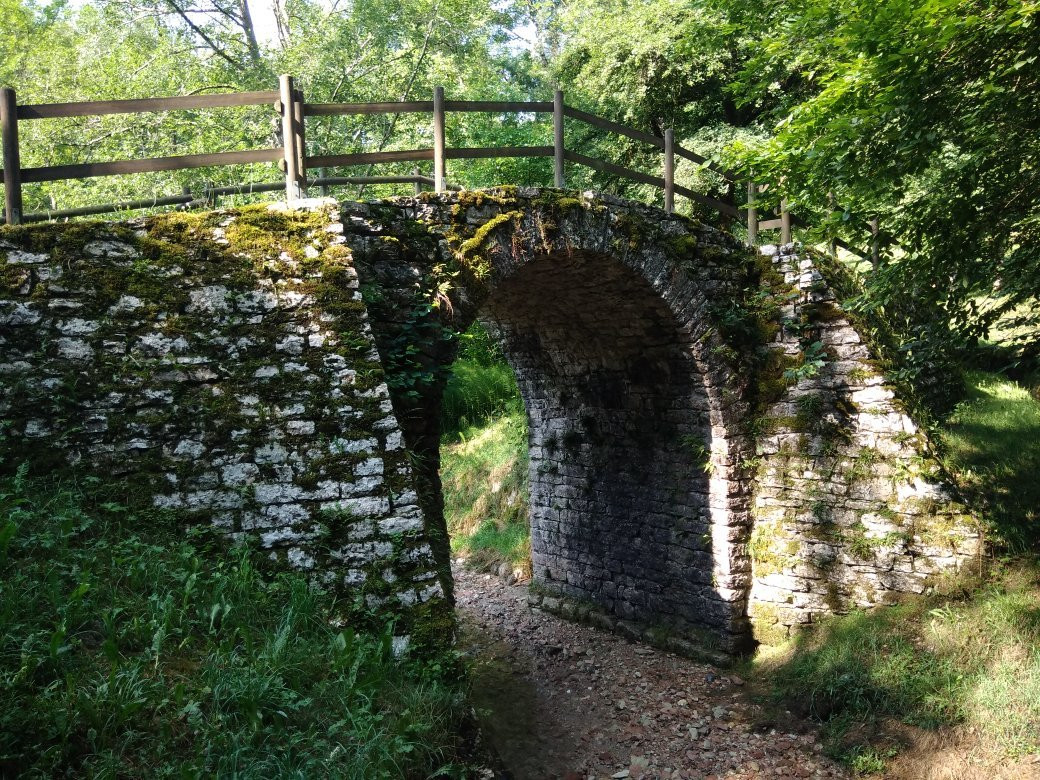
xmin=754 ymin=563 xmax=1040 ymax=771
xmin=938 ymin=370 xmax=1040 ymax=550
xmin=441 ymin=412 xmax=531 ymax=578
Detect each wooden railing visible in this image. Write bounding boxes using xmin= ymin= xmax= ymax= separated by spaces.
xmin=0 ymin=74 xmax=880 ymax=261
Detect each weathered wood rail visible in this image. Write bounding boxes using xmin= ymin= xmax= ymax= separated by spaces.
xmin=0 ymin=75 xmax=881 ymax=260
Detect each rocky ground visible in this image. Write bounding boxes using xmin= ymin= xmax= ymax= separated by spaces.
xmin=453 ymin=564 xmax=849 ymax=780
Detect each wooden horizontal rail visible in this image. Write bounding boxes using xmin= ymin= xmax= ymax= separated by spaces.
xmin=672 ymin=144 xmax=737 ymax=180
xmin=304 ymin=101 xmax=433 ymax=116
xmin=564 ymin=149 xmax=664 ymax=189
xmin=672 ymin=183 xmax=740 ymax=218
xmin=308 ymin=149 xmax=434 ymax=167
xmin=21 ymin=148 xmax=282 ymax=183
xmin=22 ymin=193 xmax=193 ymax=222
xmin=205 ymin=175 xmax=463 ymax=198
xmin=203 ymin=175 xmax=465 ymax=200
xmin=0 ymin=77 xmax=777 ymax=231
xmin=310 ymin=146 xmax=553 ymax=170
xmin=445 ymin=145 xmax=553 ymax=160
xmin=17 ymin=91 xmax=279 ymax=120
xmin=315 ymin=174 xmax=429 ymax=187
xmin=563 ymin=106 xmax=663 ymax=149
xmin=833 ymin=236 xmax=867 ymax=258
xmin=315 ymin=174 xmax=463 ymax=192
xmin=562 ymin=150 xmax=739 ymax=216
xmin=205 ymin=181 xmax=283 ymax=197
xmin=444 ymin=100 xmax=552 ymax=113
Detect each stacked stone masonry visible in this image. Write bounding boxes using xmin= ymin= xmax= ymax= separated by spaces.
xmin=0 ymin=204 xmax=445 ymax=647
xmin=746 ymin=243 xmax=981 ymax=644
xmin=0 ymin=189 xmax=981 ymax=653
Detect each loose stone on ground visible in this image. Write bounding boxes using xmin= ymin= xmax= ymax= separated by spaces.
xmin=455 ymin=564 xmax=847 ymax=780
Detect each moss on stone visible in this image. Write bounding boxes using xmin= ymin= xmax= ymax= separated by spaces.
xmin=457 ymin=210 xmax=522 ymax=269
xmin=749 ymin=601 xmax=789 ymax=646
xmin=749 ymin=519 xmax=800 ymax=576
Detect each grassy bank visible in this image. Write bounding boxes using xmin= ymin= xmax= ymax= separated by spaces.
xmin=938 ymin=370 xmax=1040 ymax=551
xmin=442 ymin=412 xmax=531 ymax=578
xmin=440 ymin=324 xmax=531 ymax=578
xmin=754 ymin=564 xmax=1040 ymax=773
xmin=0 ymin=468 xmax=471 ymax=778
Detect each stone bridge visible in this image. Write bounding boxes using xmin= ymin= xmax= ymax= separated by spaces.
xmin=0 ymin=189 xmax=981 ymax=653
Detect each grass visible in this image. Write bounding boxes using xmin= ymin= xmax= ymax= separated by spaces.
xmin=938 ymin=370 xmax=1040 ymax=551
xmin=753 ymin=563 xmax=1040 ymax=770
xmin=440 ymin=322 xmax=532 ymax=577
xmin=441 ymin=324 xmax=523 ymax=440
xmin=0 ymin=466 xmax=473 ymax=779
xmin=441 ymin=412 xmax=531 ymax=578
xmin=441 ymin=359 xmax=522 ymax=439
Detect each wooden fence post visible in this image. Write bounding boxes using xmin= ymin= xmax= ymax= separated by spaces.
xmin=745 ymin=181 xmax=757 ymax=246
xmin=294 ymin=87 xmax=307 ymax=195
xmin=780 ymin=198 xmax=792 ymax=245
xmin=318 ymin=167 xmax=329 ymax=197
xmin=279 ymin=74 xmax=302 ymax=203
xmin=1 ymin=87 xmax=23 ymax=226
xmin=433 ymin=86 xmax=446 ymax=193
xmin=412 ymin=166 xmax=422 ymax=196
xmin=663 ymin=128 xmax=674 ymax=214
xmin=553 ymin=89 xmax=565 ymax=188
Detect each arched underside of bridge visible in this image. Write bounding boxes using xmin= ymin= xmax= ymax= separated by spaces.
xmin=486 ymin=252 xmax=741 ymax=642
xmin=354 ymin=190 xmax=759 ymax=651
xmin=353 ymin=188 xmax=980 ymax=653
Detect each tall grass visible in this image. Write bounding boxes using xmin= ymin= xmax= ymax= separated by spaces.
xmin=939 ymin=370 xmax=1040 ymax=550
xmin=0 ymin=467 xmax=470 ymax=778
xmin=441 ymin=323 xmax=523 ymax=441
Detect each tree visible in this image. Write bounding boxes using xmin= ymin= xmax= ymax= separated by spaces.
xmin=728 ymin=0 xmax=1040 ymax=408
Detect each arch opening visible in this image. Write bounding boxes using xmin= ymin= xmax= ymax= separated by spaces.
xmin=351 ymin=192 xmax=757 ymax=652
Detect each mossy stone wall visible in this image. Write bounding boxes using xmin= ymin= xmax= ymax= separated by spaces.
xmin=0 ymin=202 xmax=447 ymax=649
xmin=746 ymin=244 xmax=982 ymax=644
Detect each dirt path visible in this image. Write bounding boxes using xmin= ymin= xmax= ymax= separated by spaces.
xmin=454 ymin=565 xmax=849 ymax=780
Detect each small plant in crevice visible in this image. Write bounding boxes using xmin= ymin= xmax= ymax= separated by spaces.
xmin=680 ymin=434 xmax=716 ymax=476
xmin=784 ymin=340 xmax=829 ymax=382
xmin=561 ymin=429 xmax=582 ymax=457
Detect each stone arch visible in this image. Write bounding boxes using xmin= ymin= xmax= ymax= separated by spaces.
xmin=351 ymin=189 xmax=760 ymax=652
xmin=0 ymin=193 xmax=983 ymax=655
